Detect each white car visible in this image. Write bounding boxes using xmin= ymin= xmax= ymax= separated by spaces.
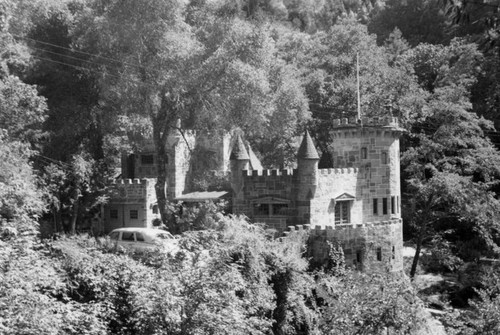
xmin=108 ymin=227 xmax=177 ymax=252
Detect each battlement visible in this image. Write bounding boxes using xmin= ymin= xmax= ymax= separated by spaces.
xmin=332 ymin=116 xmax=400 ymax=128
xmin=282 ymin=218 xmax=402 ymax=236
xmin=318 ymin=167 xmax=359 ymax=175
xmin=241 ymin=169 xmax=295 ymax=177
xmin=109 ymin=178 xmax=154 ymax=185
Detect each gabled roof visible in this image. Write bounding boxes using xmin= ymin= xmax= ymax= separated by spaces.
xmin=230 ymin=134 xmax=250 ymax=160
xmin=333 ymin=192 xmax=356 ymax=201
xmin=297 ymin=131 xmax=320 ymax=160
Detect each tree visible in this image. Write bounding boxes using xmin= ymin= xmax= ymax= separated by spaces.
xmin=0 ymin=135 xmax=45 ymax=237
xmin=400 ymin=40 xmax=500 ymax=277
xmin=72 ymin=0 xmax=309 ymax=230
xmin=368 ymin=0 xmax=452 ymax=46
xmin=276 ymin=18 xmax=420 ymax=152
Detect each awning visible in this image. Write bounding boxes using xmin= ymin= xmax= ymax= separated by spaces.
xmin=174 ymin=191 xmax=229 ymax=202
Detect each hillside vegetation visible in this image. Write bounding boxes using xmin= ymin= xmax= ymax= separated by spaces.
xmin=2 ymin=0 xmax=500 ymax=333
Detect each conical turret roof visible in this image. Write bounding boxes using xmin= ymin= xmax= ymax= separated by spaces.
xmin=230 ymin=134 xmax=250 ymax=160
xmin=297 ymin=130 xmax=320 ymax=160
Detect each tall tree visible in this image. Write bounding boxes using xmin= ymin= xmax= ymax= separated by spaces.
xmin=369 ymin=0 xmax=452 ymax=46
xmin=400 ymin=40 xmax=500 ymax=277
xmin=276 ymin=18 xmax=421 ymax=153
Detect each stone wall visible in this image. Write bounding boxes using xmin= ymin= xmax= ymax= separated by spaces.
xmin=285 ymin=219 xmax=404 ymax=273
xmin=105 ymin=178 xmax=159 ymax=232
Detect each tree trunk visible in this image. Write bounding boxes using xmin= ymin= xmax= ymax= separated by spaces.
xmin=70 ymin=189 xmax=80 ymax=235
xmin=409 ymin=197 xmax=433 ymax=279
xmin=153 ymin=123 xmax=174 ymax=233
xmin=409 ymin=222 xmax=426 ymax=279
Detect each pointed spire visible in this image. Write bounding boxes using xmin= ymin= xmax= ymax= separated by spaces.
xmin=297 ymin=131 xmax=319 ymax=160
xmin=230 ymin=134 xmax=250 ymax=160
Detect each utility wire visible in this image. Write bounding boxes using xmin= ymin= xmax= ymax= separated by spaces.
xmin=13 ymin=34 xmax=144 ymax=71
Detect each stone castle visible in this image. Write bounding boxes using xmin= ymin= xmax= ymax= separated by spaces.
xmin=105 ymin=117 xmax=404 ymax=272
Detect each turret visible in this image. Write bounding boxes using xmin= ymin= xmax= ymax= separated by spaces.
xmin=230 ymin=134 xmax=250 ymax=194
xmin=296 ymin=130 xmax=320 ymax=200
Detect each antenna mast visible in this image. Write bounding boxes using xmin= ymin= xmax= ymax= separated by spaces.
xmin=357 ymin=52 xmax=361 ymax=120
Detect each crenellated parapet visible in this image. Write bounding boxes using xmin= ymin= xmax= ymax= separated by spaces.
xmin=109 ymin=178 xmax=153 ymax=185
xmin=332 ymin=117 xmax=400 ymax=128
xmin=318 ymin=167 xmax=359 ymax=175
xmin=283 ymin=218 xmax=402 ymax=236
xmin=241 ymin=169 xmax=295 ymax=178
xmin=282 ymin=218 xmax=404 ymax=273
xmin=108 ymin=178 xmax=156 ymax=204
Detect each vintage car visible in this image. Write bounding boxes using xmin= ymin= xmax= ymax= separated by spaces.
xmin=108 ymin=227 xmax=177 ymax=251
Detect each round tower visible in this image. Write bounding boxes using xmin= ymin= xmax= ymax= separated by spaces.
xmin=296 ymin=130 xmax=320 ymax=201
xmin=229 ymin=134 xmax=250 ymax=195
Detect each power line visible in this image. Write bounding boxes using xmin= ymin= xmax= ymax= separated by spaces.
xmin=29 ymin=54 xmax=156 ymax=89
xmin=13 ymin=34 xmax=144 ymax=71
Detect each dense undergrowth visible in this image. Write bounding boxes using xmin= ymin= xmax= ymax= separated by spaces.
xmin=1 ymin=215 xmax=429 ymax=335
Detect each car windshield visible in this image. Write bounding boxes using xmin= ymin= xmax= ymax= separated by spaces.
xmin=109 ymin=231 xmax=119 ymax=240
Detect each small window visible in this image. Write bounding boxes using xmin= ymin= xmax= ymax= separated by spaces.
xmin=253 ymin=203 xmax=270 ymax=216
xmin=110 ymin=209 xmax=118 ymax=219
xmin=392 ymin=246 xmax=395 ymax=260
xmin=122 ymin=232 xmax=135 ymax=241
xmin=376 ymin=247 xmax=382 ymax=261
xmin=382 ymin=198 xmax=388 ymax=215
xmin=334 ymin=201 xmax=350 ymax=224
xmin=356 ymin=250 xmax=362 ymax=263
xmin=272 ymin=203 xmax=288 ymax=216
xmin=136 ymin=233 xmax=145 ymax=242
xmin=361 ymin=147 xmax=367 ymax=159
xmin=141 ymin=154 xmax=154 ymax=165
xmin=391 ymin=196 xmax=395 ymax=214
xmin=382 ymin=152 xmax=388 ymax=164
xmin=109 ymin=232 xmax=119 ymax=240
xmin=373 ymin=198 xmax=378 ymax=215
xmin=130 ymin=210 xmax=139 ymax=219
xmin=152 ymin=205 xmax=158 ymax=214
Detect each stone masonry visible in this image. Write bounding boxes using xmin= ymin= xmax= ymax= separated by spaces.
xmin=231 ymin=117 xmax=404 ymax=273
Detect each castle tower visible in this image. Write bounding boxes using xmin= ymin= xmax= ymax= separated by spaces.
xmin=295 ymin=131 xmax=320 ymax=224
xmin=229 ymin=134 xmax=250 ymax=196
xmin=328 ymin=117 xmax=402 ymax=223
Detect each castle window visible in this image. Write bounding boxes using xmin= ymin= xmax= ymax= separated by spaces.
xmin=373 ymin=198 xmax=378 ymax=215
xmin=272 ymin=203 xmax=289 ymax=216
xmin=252 ymin=197 xmax=290 ymax=217
xmin=356 ymin=250 xmax=362 ymax=263
xmin=152 ymin=205 xmax=158 ymax=214
xmin=334 ymin=201 xmax=350 ymax=224
xmin=332 ymin=193 xmax=355 ymax=225
xmin=392 ymin=246 xmax=396 ymax=259
xmin=253 ymin=203 xmax=270 ymax=216
xmin=391 ymin=196 xmax=395 ymax=214
xmin=361 ymin=147 xmax=367 ymax=159
xmin=110 ymin=209 xmax=118 ymax=219
xmin=130 ymin=209 xmax=139 ymax=219
xmin=141 ymin=154 xmax=154 ymax=165
xmin=382 ymin=198 xmax=388 ymax=215
xmin=382 ymin=152 xmax=388 ymax=164
xmin=376 ymin=247 xmax=382 ymax=261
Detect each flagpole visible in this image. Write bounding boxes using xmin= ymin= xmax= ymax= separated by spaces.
xmin=357 ymin=52 xmax=361 ymax=121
